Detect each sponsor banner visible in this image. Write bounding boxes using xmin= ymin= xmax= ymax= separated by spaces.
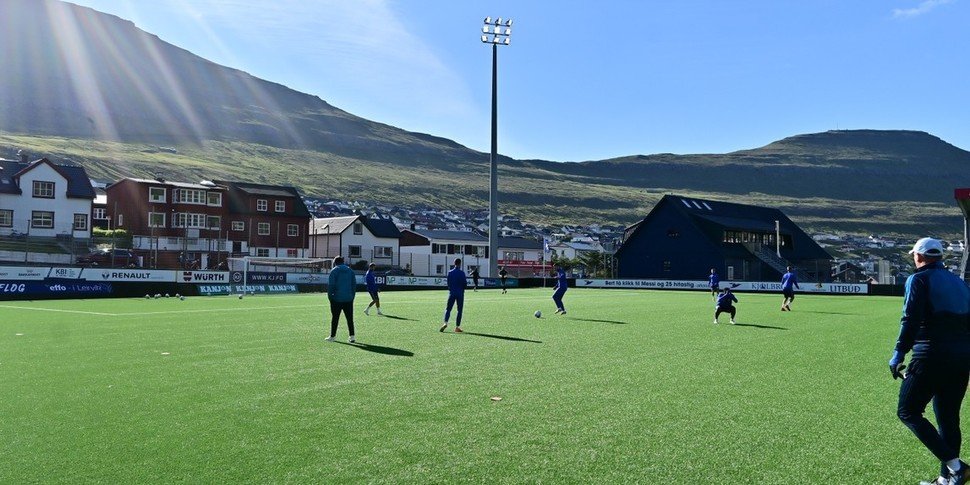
xmin=247 ymin=272 xmax=287 ymax=284
xmin=580 ymin=279 xmax=868 ymax=294
xmin=82 ymin=268 xmax=176 ymax=282
xmin=0 ymin=281 xmax=112 ymax=297
xmin=180 ymin=271 xmax=230 ymax=283
xmin=385 ymin=276 xmax=448 ymax=287
xmin=0 ymin=266 xmax=51 ymax=281
xmin=47 ymin=267 xmax=84 ymax=280
xmin=197 ymin=284 xmax=299 ymax=295
xmin=286 ymin=273 xmax=326 ymax=284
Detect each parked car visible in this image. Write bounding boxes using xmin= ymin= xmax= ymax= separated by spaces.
xmin=77 ymin=248 xmax=139 ymax=267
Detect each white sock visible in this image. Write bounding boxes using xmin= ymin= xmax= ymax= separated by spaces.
xmin=947 ymin=459 xmax=962 ymax=473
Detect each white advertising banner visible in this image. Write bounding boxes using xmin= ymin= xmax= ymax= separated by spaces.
xmin=0 ymin=266 xmax=51 ymax=281
xmin=286 ymin=273 xmax=327 ymax=284
xmin=47 ymin=267 xmax=84 ymax=279
xmin=179 ymin=271 xmax=230 ymax=283
xmin=82 ymin=268 xmax=176 ymax=282
xmin=385 ymin=276 xmax=448 ymax=287
xmin=580 ymin=279 xmax=868 ymax=295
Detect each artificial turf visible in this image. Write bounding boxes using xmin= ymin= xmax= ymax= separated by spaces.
xmin=0 ymin=288 xmax=947 ymax=483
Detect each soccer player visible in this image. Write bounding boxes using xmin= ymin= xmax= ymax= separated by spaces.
xmin=890 ymin=237 xmax=970 ymax=485
xmin=471 ymin=267 xmax=480 ymax=292
xmin=363 ymin=263 xmax=383 ymax=316
xmin=713 ymin=287 xmax=737 ymax=324
xmin=499 ymin=266 xmax=509 ymax=294
xmin=708 ymin=268 xmax=720 ymax=300
xmin=780 ymin=266 xmax=799 ymax=311
xmin=440 ymin=258 xmax=466 ymax=333
xmin=326 ymin=256 xmax=356 ymax=343
xmin=552 ymin=265 xmax=568 ymax=315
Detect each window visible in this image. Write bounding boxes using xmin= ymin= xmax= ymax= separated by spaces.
xmin=349 ymin=245 xmax=362 ymax=258
xmin=207 ymin=192 xmax=222 ymax=206
xmin=432 ymin=243 xmax=444 ymax=254
xmin=206 ymin=216 xmax=221 ymax=229
xmin=93 ymin=208 xmax=107 ymax=220
xmin=257 ymin=199 xmax=268 ymax=211
xmin=232 ymin=221 xmax=244 ymax=231
xmin=0 ymin=209 xmax=12 ymax=227
xmin=435 ymin=264 xmax=444 ymax=275
xmin=258 ymin=222 xmax=270 ymax=235
xmin=353 ymin=221 xmax=363 ymax=235
xmin=117 ymin=214 xmax=124 ymax=227
xmin=287 ymin=224 xmax=299 ymax=237
xmin=175 ymin=189 xmax=205 ymax=204
xmin=31 ymin=211 xmax=54 ymax=228
xmin=275 ymin=200 xmax=286 ymax=212
xmin=374 ymin=246 xmax=393 ymax=258
xmin=503 ymin=251 xmax=524 ymax=261
xmin=167 ymin=237 xmax=179 ymax=245
xmin=32 ymin=181 xmax=55 ymax=198
xmin=286 ymin=249 xmax=298 ymax=258
xmin=73 ymin=214 xmax=88 ymax=231
xmin=149 ymin=187 xmax=167 ymax=203
xmin=173 ymin=213 xmax=206 ymax=228
xmin=256 ymin=248 xmax=270 ymax=257
xmin=148 ymin=212 xmax=166 ymax=228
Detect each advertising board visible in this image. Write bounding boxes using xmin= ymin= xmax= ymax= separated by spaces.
xmin=81 ymin=268 xmax=176 ymax=282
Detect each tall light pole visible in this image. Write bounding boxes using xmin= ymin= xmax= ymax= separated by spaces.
xmin=482 ymin=16 xmax=511 ymax=277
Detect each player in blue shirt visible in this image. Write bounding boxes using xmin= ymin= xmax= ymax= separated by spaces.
xmin=890 ymin=238 xmax=970 ymax=484
xmin=326 ymin=256 xmax=357 ymax=343
xmin=440 ymin=258 xmax=467 ymax=333
xmin=553 ymin=265 xmax=568 ymax=315
xmin=708 ymin=268 xmax=720 ymax=300
xmin=780 ymin=266 xmax=800 ymax=311
xmin=714 ymin=287 xmax=737 ymax=325
xmin=363 ymin=263 xmax=383 ymax=316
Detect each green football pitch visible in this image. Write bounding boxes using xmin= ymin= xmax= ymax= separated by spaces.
xmin=0 ymin=288 xmax=952 ymax=483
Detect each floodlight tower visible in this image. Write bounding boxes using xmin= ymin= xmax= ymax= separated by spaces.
xmin=482 ymin=16 xmax=512 ymax=278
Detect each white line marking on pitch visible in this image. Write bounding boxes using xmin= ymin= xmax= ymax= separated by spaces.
xmin=0 ymin=305 xmax=116 ymax=316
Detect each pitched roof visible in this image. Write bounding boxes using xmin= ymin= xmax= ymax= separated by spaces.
xmin=409 ymin=229 xmax=488 ymax=242
xmin=364 ymin=217 xmax=401 ymax=239
xmin=499 ymin=237 xmax=542 ymax=250
xmin=310 ymin=215 xmax=359 ymax=235
xmin=0 ymin=158 xmax=95 ymax=199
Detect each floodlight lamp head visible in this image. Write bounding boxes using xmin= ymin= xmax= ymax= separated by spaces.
xmin=506 ymin=19 xmax=513 ymax=26
xmin=482 ymin=25 xmax=489 ymax=33
xmin=481 ymin=35 xmax=488 ymax=43
xmin=503 ymin=37 xmax=510 ymax=45
xmin=496 ymin=17 xmax=503 ymax=25
xmin=484 ymin=16 xmax=492 ymax=24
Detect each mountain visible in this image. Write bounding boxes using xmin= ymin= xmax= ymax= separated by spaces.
xmin=0 ymin=0 xmax=480 ymax=166
xmin=2 ymin=0 xmax=969 ymax=238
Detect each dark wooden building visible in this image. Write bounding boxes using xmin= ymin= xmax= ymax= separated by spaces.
xmin=616 ymin=195 xmax=832 ymax=282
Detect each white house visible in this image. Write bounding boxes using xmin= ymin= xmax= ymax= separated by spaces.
xmin=400 ymin=229 xmax=489 ymax=276
xmin=308 ymin=214 xmax=401 ymax=267
xmin=0 ymin=156 xmax=96 ymax=239
xmin=549 ymin=240 xmax=604 ymax=260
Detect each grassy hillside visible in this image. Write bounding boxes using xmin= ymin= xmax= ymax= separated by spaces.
xmin=1 ymin=133 xmax=965 ymax=239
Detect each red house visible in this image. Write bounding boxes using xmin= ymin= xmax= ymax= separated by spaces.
xmin=106 ymin=177 xmax=310 ymax=269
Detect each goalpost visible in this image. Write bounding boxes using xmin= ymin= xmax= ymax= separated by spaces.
xmin=226 ymin=256 xmax=330 ymax=288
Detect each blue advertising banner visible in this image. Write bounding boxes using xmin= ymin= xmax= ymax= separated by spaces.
xmin=0 ymin=281 xmax=113 ymax=298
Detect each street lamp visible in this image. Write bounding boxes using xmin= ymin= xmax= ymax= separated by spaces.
xmin=482 ymin=16 xmax=512 ymax=278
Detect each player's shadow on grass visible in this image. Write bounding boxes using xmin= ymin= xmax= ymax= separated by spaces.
xmin=380 ymin=314 xmax=416 ymax=321
xmin=731 ymin=323 xmax=787 ymax=330
xmin=461 ymin=331 xmax=542 ymax=344
xmin=338 ymin=342 xmax=414 ymax=356
xmin=571 ymin=318 xmax=628 ymax=325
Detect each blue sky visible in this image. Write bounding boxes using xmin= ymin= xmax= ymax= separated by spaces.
xmin=68 ymin=0 xmax=968 ymax=162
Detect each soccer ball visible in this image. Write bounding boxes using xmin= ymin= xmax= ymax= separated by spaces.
xmin=179 ymin=296 xmax=185 ymax=301
xmin=238 ymin=294 xmax=244 ymax=299
xmin=144 ymin=294 xmax=150 ymax=299
xmin=164 ymin=293 xmax=170 ymax=298
xmin=534 ymin=310 xmax=542 ymax=318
